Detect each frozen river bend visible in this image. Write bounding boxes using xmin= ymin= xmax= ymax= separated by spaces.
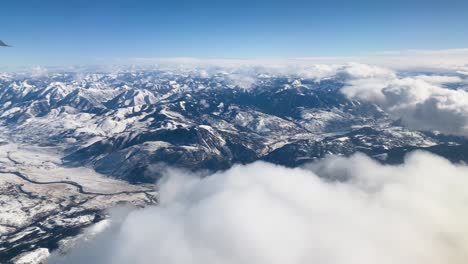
xmin=0 ymin=141 xmax=157 ymax=263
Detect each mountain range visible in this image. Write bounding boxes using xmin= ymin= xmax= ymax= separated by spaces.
xmin=1 ymin=68 xmax=467 ymax=183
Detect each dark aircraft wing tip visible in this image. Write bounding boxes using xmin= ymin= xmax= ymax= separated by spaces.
xmin=0 ymin=40 xmax=11 ymax=47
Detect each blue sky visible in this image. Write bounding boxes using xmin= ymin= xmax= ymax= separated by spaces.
xmin=1 ymin=0 xmax=468 ymax=66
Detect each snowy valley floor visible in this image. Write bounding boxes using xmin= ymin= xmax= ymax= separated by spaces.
xmin=0 ymin=139 xmax=157 ymax=263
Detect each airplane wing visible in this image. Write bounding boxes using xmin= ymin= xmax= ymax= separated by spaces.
xmin=0 ymin=40 xmax=11 ymax=47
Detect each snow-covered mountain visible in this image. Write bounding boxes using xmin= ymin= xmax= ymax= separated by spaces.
xmin=1 ymin=69 xmax=467 ymax=183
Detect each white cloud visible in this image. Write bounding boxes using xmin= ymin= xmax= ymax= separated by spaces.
xmin=414 ymin=75 xmax=463 ymax=85
xmin=30 ymin=66 xmax=48 ymax=77
xmin=49 ymin=151 xmax=468 ymax=264
xmin=223 ymin=73 xmax=257 ymax=89
xmin=353 ymin=48 xmax=468 ymax=70
xmin=128 ymin=48 xmax=468 ymax=72
xmin=341 ymin=63 xmax=396 ymax=79
xmin=342 ymin=65 xmax=468 ymax=137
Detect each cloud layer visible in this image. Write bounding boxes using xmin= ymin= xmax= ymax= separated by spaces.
xmin=50 ymin=151 xmax=468 ymax=264
xmin=129 ymin=48 xmax=468 ymax=72
xmin=341 ymin=64 xmax=468 ymax=136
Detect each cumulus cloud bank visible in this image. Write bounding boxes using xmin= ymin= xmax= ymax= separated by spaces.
xmin=341 ymin=64 xmax=468 ymax=136
xmin=50 ymin=151 xmax=468 ymax=264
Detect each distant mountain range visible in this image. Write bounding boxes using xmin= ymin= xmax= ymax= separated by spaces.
xmin=1 ymin=69 xmax=467 ymax=183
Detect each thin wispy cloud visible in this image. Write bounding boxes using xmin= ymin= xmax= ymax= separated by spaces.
xmin=128 ymin=48 xmax=468 ymax=71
